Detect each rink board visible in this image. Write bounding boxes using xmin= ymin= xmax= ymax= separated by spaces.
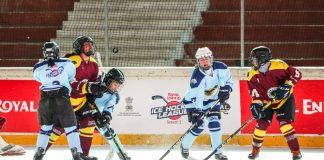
xmin=0 ymin=67 xmax=324 ymax=147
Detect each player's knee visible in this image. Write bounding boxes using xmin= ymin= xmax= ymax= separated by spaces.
xmin=278 ymin=118 xmax=294 ymax=134
xmin=191 ymin=126 xmax=204 ymax=135
xmin=256 ymin=119 xmax=270 ymax=130
xmin=104 ymin=128 xmax=116 ymax=139
xmin=64 ymin=126 xmax=78 ymax=136
xmin=79 ymin=117 xmax=96 ymax=128
xmin=208 ymin=120 xmax=221 ymax=132
xmin=40 ymin=125 xmax=53 ymax=131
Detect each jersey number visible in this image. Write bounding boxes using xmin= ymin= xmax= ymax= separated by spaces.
xmin=251 ymin=89 xmax=260 ymax=98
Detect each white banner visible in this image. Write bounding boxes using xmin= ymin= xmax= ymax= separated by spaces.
xmin=111 ymin=73 xmax=241 ymax=134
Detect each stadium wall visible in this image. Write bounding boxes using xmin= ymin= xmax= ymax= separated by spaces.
xmin=0 ymin=67 xmax=323 ymax=148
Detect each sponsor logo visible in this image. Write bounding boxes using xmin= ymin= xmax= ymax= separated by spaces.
xmin=0 ymin=99 xmax=37 ymax=113
xmin=150 ymin=93 xmax=187 ymax=124
xmin=303 ymin=99 xmax=323 ymax=115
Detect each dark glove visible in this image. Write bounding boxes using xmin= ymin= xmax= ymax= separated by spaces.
xmin=191 ymin=109 xmax=204 ymax=126
xmin=86 ymin=82 xmax=107 ymax=96
xmin=250 ymin=103 xmax=265 ymax=120
xmin=93 ymin=111 xmax=110 ymax=128
xmin=218 ymin=85 xmax=232 ymax=103
xmin=102 ymin=110 xmax=112 ymax=124
xmin=0 ymin=116 xmax=6 ymax=130
xmin=274 ymin=84 xmax=292 ymax=100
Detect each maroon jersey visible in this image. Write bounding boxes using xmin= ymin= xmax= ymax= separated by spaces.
xmin=247 ymin=59 xmax=302 ymax=109
xmin=68 ymin=54 xmax=99 ymax=111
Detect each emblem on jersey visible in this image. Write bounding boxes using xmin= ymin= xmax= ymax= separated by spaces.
xmin=45 ymin=66 xmax=64 ymax=78
xmin=190 ymin=78 xmax=197 ymax=85
xmin=205 ymin=85 xmax=218 ymax=97
xmin=267 ymin=87 xmax=278 ymax=99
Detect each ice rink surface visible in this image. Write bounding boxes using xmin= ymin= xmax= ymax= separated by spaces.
xmin=0 ymin=145 xmax=323 ymax=160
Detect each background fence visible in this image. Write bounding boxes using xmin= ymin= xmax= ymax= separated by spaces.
xmin=1 ymin=0 xmax=324 ymax=67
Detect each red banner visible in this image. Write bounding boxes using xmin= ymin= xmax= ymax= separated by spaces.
xmin=240 ymin=80 xmax=324 ymax=134
xmin=0 ymin=80 xmax=40 ymax=133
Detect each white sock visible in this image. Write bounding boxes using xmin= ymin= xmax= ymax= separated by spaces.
xmin=64 ymin=126 xmax=82 ymax=153
xmin=35 ymin=125 xmax=53 ymax=153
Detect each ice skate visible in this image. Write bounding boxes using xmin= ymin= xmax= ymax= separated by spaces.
xmin=117 ymin=152 xmax=131 ymax=160
xmin=33 ymin=147 xmax=45 ymax=160
xmin=180 ymin=144 xmax=198 ymax=160
xmin=71 ymin=147 xmax=98 ymax=160
xmin=292 ymin=150 xmax=302 ymax=160
xmin=248 ymin=148 xmax=260 ymax=160
xmin=105 ymin=148 xmax=114 ymax=160
xmin=0 ymin=144 xmax=26 ymax=156
xmin=215 ymin=153 xmax=228 ymax=160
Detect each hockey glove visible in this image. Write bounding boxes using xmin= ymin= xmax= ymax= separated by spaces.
xmin=0 ymin=116 xmax=6 ymax=130
xmin=274 ymin=84 xmax=292 ymax=100
xmin=93 ymin=112 xmax=106 ymax=128
xmin=102 ymin=110 xmax=112 ymax=124
xmin=191 ymin=108 xmax=204 ymax=126
xmin=218 ymin=85 xmax=232 ymax=103
xmin=86 ymin=82 xmax=107 ymax=96
xmin=250 ymin=103 xmax=266 ymax=120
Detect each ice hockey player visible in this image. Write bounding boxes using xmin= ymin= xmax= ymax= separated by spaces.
xmin=45 ymin=36 xmax=106 ymax=160
xmin=181 ymin=47 xmax=233 ymax=160
xmin=0 ymin=116 xmax=26 ymax=156
xmin=89 ymin=68 xmax=131 ymax=160
xmin=32 ymin=41 xmax=90 ymax=160
xmin=247 ymin=46 xmax=302 ymax=160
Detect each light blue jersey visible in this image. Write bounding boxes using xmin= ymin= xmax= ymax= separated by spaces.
xmin=94 ymin=92 xmax=125 ymax=153
xmin=33 ymin=58 xmax=76 ymax=94
xmin=181 ymin=61 xmax=234 ymax=155
xmin=184 ymin=61 xmax=233 ymax=110
xmin=94 ymin=92 xmax=119 ymax=114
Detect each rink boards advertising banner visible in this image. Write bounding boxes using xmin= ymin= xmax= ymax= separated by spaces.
xmin=0 ymin=80 xmax=40 ymax=133
xmin=1 ymin=79 xmax=324 ymax=134
xmin=240 ymin=80 xmax=324 ymax=134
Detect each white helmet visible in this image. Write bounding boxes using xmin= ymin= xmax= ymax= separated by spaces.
xmin=195 ymin=47 xmax=213 ymax=60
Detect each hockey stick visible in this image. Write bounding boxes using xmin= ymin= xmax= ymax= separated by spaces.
xmin=159 ymin=99 xmax=221 ymax=160
xmin=92 ymin=104 xmax=128 ymax=160
xmin=92 ymin=74 xmax=128 ymax=160
xmin=203 ymin=99 xmax=275 ymax=160
xmin=152 ymin=95 xmax=168 ymax=103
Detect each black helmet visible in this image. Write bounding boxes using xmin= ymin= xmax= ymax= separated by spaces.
xmin=42 ymin=41 xmax=59 ymax=59
xmin=72 ymin=36 xmax=95 ymax=56
xmin=103 ymin=68 xmax=125 ymax=86
xmin=249 ymin=46 xmax=271 ymax=69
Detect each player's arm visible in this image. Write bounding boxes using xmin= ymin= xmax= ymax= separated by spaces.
xmin=70 ymin=78 xmax=106 ymax=96
xmin=67 ymin=61 xmax=76 ymax=83
xmin=286 ymin=66 xmax=302 ymax=85
xmin=247 ymin=80 xmax=265 ymax=119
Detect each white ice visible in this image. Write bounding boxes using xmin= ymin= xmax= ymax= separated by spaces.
xmin=0 ymin=145 xmax=323 ymax=160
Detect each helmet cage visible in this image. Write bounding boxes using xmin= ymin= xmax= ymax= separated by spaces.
xmin=249 ymin=46 xmax=271 ymax=69
xmin=42 ymin=42 xmax=59 ymax=59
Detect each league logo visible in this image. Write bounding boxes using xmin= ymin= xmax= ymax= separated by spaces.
xmin=150 ymin=93 xmax=187 ymax=124
xmin=46 ymin=66 xmax=64 ymax=78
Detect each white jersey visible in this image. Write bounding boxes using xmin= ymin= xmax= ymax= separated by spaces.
xmin=183 ymin=61 xmax=233 ymax=110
